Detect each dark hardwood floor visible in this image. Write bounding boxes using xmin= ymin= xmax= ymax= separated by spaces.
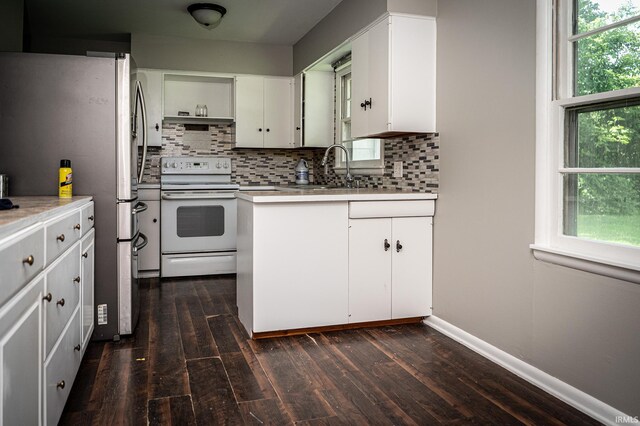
xmin=60 ymin=276 xmax=601 ymax=425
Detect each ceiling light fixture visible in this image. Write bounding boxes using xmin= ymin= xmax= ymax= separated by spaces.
xmin=187 ymin=3 xmax=227 ymax=30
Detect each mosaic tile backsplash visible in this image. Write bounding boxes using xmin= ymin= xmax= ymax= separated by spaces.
xmin=140 ymin=123 xmax=438 ymax=192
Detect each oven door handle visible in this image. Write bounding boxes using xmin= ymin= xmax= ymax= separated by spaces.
xmin=161 ymin=193 xmax=237 ymax=200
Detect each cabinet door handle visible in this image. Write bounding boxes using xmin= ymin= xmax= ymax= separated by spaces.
xmin=155 ymin=123 xmax=160 ymax=131
xmin=56 ymin=234 xmax=65 ymax=242
xmin=384 ymin=239 xmax=390 ymax=251
xmin=82 ymin=252 xmax=88 ymax=258
xmin=266 ymin=128 xmax=270 ymax=132
xmin=43 ymin=293 xmax=52 ymax=302
xmin=74 ymin=344 xmax=81 ymax=352
xmin=74 ymin=223 xmax=81 ymax=231
xmin=396 ymin=240 xmax=403 ymax=252
xmin=74 ymin=276 xmax=81 ymax=283
xmin=57 ymin=380 xmax=65 ymax=389
xmin=258 ymin=128 xmax=262 ymax=132
xmin=57 ymin=298 xmax=65 ymax=307
xmin=296 ymin=126 xmax=301 ymax=130
xmin=360 ymin=98 xmax=372 ymax=111
xmin=88 ymin=215 xmax=94 ymax=221
xmin=22 ymin=255 xmax=35 ymax=266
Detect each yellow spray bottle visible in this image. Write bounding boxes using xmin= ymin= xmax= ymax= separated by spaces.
xmin=59 ymin=159 xmax=73 ymax=198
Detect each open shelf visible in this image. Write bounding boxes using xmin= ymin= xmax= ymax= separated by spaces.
xmin=163 ymin=74 xmax=235 ymax=121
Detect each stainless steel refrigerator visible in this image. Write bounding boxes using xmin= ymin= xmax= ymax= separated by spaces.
xmin=0 ymin=52 xmax=150 ymax=340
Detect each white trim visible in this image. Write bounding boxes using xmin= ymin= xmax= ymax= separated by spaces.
xmin=534 ymin=0 xmax=640 ymax=271
xmin=531 ymin=244 xmax=640 ymax=283
xmin=423 ymin=316 xmax=630 ymax=426
xmin=559 ymin=167 xmax=640 ymax=174
xmin=553 ymin=86 xmax=640 ymax=106
xmin=568 ymin=13 xmax=640 ymax=42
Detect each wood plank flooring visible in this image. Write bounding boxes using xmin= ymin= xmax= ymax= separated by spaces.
xmin=60 ymin=276 xmax=601 ymax=425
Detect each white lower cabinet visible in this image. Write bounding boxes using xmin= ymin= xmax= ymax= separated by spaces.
xmin=80 ymin=229 xmax=95 ymax=350
xmin=0 ymin=199 xmax=94 ymax=426
xmin=0 ymin=276 xmax=44 ymax=426
xmin=348 ymin=201 xmax=434 ymax=322
xmin=44 ymin=307 xmax=82 ymax=426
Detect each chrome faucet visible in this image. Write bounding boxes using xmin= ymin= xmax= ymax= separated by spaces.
xmin=321 ymin=144 xmax=353 ymax=188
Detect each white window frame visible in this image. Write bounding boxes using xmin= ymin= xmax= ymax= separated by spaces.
xmin=334 ymin=64 xmax=384 ymax=174
xmin=532 ymin=0 xmax=640 ymax=282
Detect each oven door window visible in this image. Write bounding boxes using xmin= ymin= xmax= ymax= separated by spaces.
xmin=176 ymin=206 xmax=225 ymax=238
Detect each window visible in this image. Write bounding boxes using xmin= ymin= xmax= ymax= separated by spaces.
xmin=534 ymin=0 xmax=640 ymax=274
xmin=335 ymin=65 xmax=384 ymax=172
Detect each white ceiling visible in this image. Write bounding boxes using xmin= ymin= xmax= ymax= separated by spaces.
xmin=25 ymin=0 xmax=344 ymax=45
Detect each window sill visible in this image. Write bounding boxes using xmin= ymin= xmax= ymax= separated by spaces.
xmin=333 ymin=166 xmax=385 ymax=176
xmin=530 ymin=244 xmax=640 ymax=284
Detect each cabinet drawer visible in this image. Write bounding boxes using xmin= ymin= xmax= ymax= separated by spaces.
xmin=349 ymin=200 xmax=435 ymax=219
xmin=44 ymin=306 xmax=82 ymax=426
xmin=80 ymin=202 xmax=95 ymax=236
xmin=45 ymin=210 xmax=82 ymax=265
xmin=45 ymin=242 xmax=81 ymax=357
xmin=0 ymin=224 xmax=45 ymax=308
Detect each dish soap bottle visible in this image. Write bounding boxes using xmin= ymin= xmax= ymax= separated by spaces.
xmin=59 ymin=159 xmax=73 ymax=198
xmin=295 ymin=159 xmax=309 ymax=185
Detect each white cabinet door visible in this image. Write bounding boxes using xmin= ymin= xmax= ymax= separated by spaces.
xmin=304 ymin=71 xmax=334 ymax=147
xmin=137 ymin=70 xmax=163 ymax=147
xmin=351 ymin=17 xmax=389 ymax=139
xmin=350 ymin=15 xmax=436 ymax=138
xmin=348 ymin=218 xmax=392 ymax=323
xmin=0 ymin=276 xmax=44 ymax=426
xmin=263 ymin=78 xmax=293 ymax=148
xmin=293 ymin=72 xmax=303 ymax=148
xmin=80 ymin=229 xmax=95 ymax=350
xmin=138 ymin=200 xmax=160 ymax=272
xmin=350 ymin=28 xmax=370 ymax=140
xmin=391 ymin=217 xmax=432 ymax=319
xmin=235 ymin=76 xmax=265 ymax=148
xmin=366 ymin=18 xmax=390 ymax=137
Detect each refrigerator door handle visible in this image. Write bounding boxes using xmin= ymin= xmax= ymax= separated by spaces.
xmin=136 ymin=80 xmax=148 ymax=184
xmin=132 ymin=201 xmax=148 ymax=214
xmin=133 ymin=232 xmax=148 ymax=253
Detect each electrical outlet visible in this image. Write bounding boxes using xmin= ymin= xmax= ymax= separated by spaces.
xmin=393 ymin=161 xmax=403 ymax=178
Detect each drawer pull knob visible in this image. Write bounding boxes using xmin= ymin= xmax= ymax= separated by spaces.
xmin=57 ymin=298 xmax=65 ymax=307
xmin=57 ymin=380 xmax=65 ymax=389
xmin=74 ymin=276 xmax=81 ymax=283
xmin=74 ymin=223 xmax=81 ymax=230
xmin=56 ymin=234 xmax=65 ymax=242
xmin=396 ymin=240 xmax=403 ymax=252
xmin=22 ymin=255 xmax=35 ymax=266
xmin=384 ymin=239 xmax=390 ymax=251
xmin=82 ymin=252 xmax=88 ymax=258
xmin=43 ymin=293 xmax=52 ymax=302
xmin=88 ymin=215 xmax=94 ymax=221
xmin=74 ymin=344 xmax=81 ymax=352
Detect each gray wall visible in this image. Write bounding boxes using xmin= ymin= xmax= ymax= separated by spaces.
xmin=0 ymin=0 xmax=23 ymax=52
xmin=293 ymin=0 xmax=387 ymax=74
xmin=132 ymin=33 xmax=292 ymax=76
xmin=434 ymin=0 xmax=640 ymax=416
xmin=387 ymin=0 xmax=437 ymax=16
xmin=27 ymin=36 xmax=130 ymax=55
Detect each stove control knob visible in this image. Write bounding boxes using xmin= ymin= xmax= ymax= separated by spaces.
xmin=163 ymin=162 xmax=168 ymax=169
xmin=223 ymin=162 xmax=229 ymax=169
xmin=216 ymin=162 xmax=222 ymax=169
xmin=171 ymin=162 xmax=177 ymax=168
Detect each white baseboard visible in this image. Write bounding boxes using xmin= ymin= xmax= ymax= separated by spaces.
xmin=424 ymin=316 xmax=629 ymax=426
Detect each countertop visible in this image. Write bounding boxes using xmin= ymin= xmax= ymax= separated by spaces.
xmin=235 ymin=188 xmax=438 ymax=203
xmin=0 ymin=196 xmax=93 ymax=240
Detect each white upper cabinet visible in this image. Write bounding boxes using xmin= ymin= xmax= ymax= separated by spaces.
xmin=351 ymin=14 xmax=436 ymax=138
xmin=293 ymin=71 xmax=334 ymax=148
xmin=235 ymin=76 xmax=294 ymax=148
xmin=136 ymin=69 xmax=163 ymax=147
xmin=163 ymin=73 xmax=235 ymax=123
